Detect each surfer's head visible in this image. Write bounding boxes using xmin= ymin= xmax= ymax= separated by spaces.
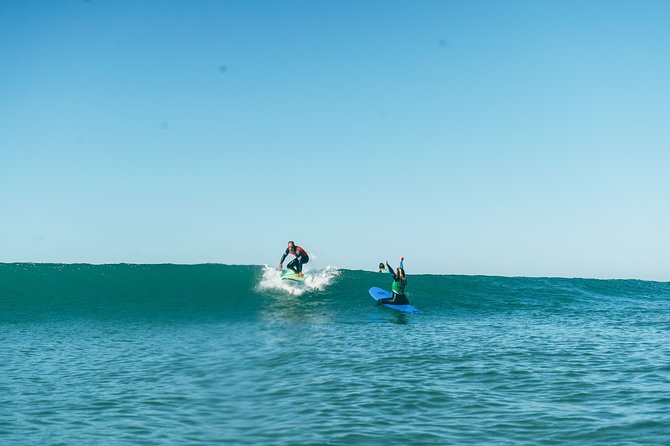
xmin=287 ymin=241 xmax=295 ymax=249
xmin=397 ymin=268 xmax=405 ymax=280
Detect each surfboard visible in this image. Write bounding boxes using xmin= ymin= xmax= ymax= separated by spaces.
xmin=281 ymin=271 xmax=305 ymax=283
xmin=369 ymin=287 xmax=419 ymax=313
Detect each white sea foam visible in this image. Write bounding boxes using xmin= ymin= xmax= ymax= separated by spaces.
xmin=258 ymin=265 xmax=339 ymax=296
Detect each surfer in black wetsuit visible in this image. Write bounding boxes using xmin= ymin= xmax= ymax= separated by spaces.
xmin=378 ymin=257 xmax=409 ymax=305
xmin=278 ymin=241 xmax=309 ymax=276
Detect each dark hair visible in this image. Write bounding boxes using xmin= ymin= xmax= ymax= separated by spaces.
xmin=288 ymin=240 xmax=294 ymax=244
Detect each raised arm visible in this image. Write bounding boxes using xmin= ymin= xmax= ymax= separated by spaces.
xmin=385 ymin=261 xmax=398 ymax=280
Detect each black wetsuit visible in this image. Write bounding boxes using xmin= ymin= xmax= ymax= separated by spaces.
xmin=280 ymin=245 xmax=309 ymax=273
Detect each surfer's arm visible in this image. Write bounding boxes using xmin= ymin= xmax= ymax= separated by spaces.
xmin=279 ymin=249 xmax=289 ymax=265
xmin=386 ymin=262 xmax=398 ymax=280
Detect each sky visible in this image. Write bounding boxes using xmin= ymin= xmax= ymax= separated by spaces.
xmin=1 ymin=0 xmax=669 ymax=280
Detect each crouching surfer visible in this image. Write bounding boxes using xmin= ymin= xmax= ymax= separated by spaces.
xmin=378 ymin=257 xmax=409 ymax=305
xmin=278 ymin=241 xmax=309 ymax=277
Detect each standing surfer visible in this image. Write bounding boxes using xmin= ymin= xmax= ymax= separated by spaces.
xmin=278 ymin=241 xmax=309 ymax=277
xmin=377 ymin=257 xmax=409 ymax=305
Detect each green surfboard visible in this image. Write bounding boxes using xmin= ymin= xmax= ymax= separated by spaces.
xmin=281 ymin=271 xmax=305 ymax=283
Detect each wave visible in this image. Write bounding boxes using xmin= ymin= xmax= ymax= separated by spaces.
xmin=257 ymin=265 xmax=340 ymax=296
xmin=0 ymin=263 xmax=668 ymax=323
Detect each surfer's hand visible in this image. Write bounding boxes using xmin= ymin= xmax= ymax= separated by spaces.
xmin=278 ymin=264 xmax=282 ymax=270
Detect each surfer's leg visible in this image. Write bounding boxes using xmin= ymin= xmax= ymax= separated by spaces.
xmin=389 ymin=293 xmax=409 ymax=305
xmin=296 ymin=256 xmax=308 ymax=275
xmin=287 ymin=258 xmax=299 ymax=273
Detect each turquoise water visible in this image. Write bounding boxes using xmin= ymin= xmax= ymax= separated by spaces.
xmin=1 ymin=263 xmax=669 ymax=445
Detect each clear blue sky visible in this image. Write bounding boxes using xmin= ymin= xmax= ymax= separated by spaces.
xmin=1 ymin=0 xmax=669 ymax=280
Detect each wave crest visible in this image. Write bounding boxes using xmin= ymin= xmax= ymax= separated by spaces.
xmin=257 ymin=265 xmax=340 ymax=296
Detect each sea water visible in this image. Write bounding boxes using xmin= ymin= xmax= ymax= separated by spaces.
xmin=1 ymin=263 xmax=668 ymax=445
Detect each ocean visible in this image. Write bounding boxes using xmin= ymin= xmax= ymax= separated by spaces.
xmin=1 ymin=263 xmax=668 ymax=445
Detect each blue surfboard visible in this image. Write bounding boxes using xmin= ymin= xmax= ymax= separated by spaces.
xmin=369 ymin=287 xmax=419 ymax=313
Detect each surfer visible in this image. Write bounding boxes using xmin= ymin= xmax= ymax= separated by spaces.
xmin=378 ymin=262 xmax=385 ymax=273
xmin=377 ymin=257 xmax=409 ymax=305
xmin=278 ymin=241 xmax=309 ymax=276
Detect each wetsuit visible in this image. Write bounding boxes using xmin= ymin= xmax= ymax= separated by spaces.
xmin=378 ymin=260 xmax=409 ymax=305
xmin=280 ymin=245 xmax=309 ymax=273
